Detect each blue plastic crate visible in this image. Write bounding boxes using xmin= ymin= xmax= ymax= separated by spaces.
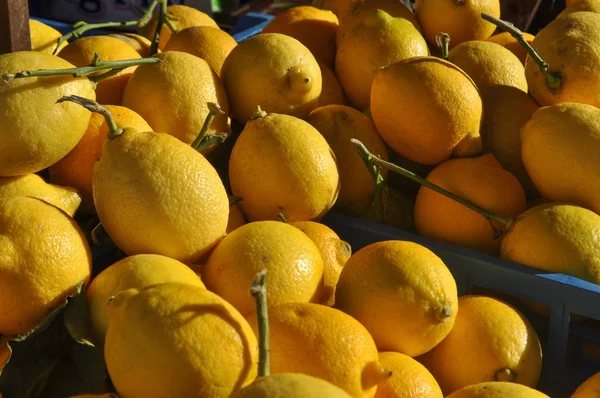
xmin=321 ymin=211 xmax=600 ymax=398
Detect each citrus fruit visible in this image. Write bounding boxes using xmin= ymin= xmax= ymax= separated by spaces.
xmin=162 ymin=26 xmax=238 ymax=77
xmin=487 ymin=31 xmax=535 ymax=64
xmin=500 ymin=202 xmax=600 ymax=285
xmin=317 ymin=61 xmax=347 ymax=106
xmin=49 ymin=104 xmax=152 ymax=214
xmin=335 ymin=240 xmax=458 ymax=357
xmin=306 ymin=104 xmax=389 ymax=210
xmin=245 ymin=302 xmax=392 ymax=397
xmin=336 ymin=0 xmax=421 ymax=46
xmin=447 ymin=40 xmax=528 ymax=91
xmin=288 ymin=220 xmax=352 ymax=305
xmin=262 ymin=5 xmax=339 ymax=68
xmin=479 ymin=85 xmax=539 ymax=199
xmin=414 ymin=0 xmax=501 ymax=48
xmin=29 ymin=19 xmax=67 ymax=54
xmin=139 ymin=4 xmax=219 ymax=50
xmin=105 ymin=283 xmax=258 ymax=398
xmin=0 ymin=196 xmax=92 ymax=335
xmin=312 ymin=0 xmax=357 ymax=19
xmin=227 ymin=202 xmax=247 ymax=233
xmin=58 ymin=35 xmax=142 ymax=105
xmin=228 ymin=110 xmax=339 ymax=222
xmin=370 ymin=56 xmax=482 ymax=166
xmin=0 ymin=51 xmax=95 ymax=177
xmin=375 ymin=351 xmax=443 ymax=398
xmin=122 ymin=50 xmax=230 ymax=151
xmin=572 ymin=371 xmax=600 ymax=397
xmin=202 ymin=220 xmax=324 ymax=316
xmin=520 ymin=102 xmax=600 ymax=215
xmin=221 ymin=33 xmax=322 ymax=123
xmin=0 ymin=173 xmax=81 ymax=217
xmin=87 ymin=253 xmax=205 ymax=344
xmin=336 ymin=9 xmax=428 ymax=111
xmin=232 ymin=373 xmax=352 ymax=397
xmin=445 ymin=381 xmax=550 ymax=397
xmin=92 ymin=109 xmax=229 ymax=264
xmin=109 ymin=32 xmax=155 ymax=57
xmin=558 ymin=0 xmax=600 ymax=17
xmin=414 ymin=153 xmax=527 ymax=255
xmin=418 ymin=295 xmax=543 ymax=395
xmin=524 ymin=11 xmax=600 ymax=107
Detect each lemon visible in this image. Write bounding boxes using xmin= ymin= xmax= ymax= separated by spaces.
xmin=500 ymin=202 xmax=600 ymax=285
xmin=525 ymin=12 xmax=600 ymax=107
xmin=520 ymin=102 xmax=600 ymax=215
xmin=162 ymin=26 xmax=238 ymax=77
xmin=335 ymin=9 xmax=428 ymax=111
xmin=572 ymin=371 xmax=600 ymax=398
xmin=447 ymin=40 xmax=528 ymax=91
xmin=0 ymin=51 xmax=95 ymax=177
xmin=109 ymin=32 xmax=155 ymax=58
xmin=92 ymin=121 xmax=229 ymax=264
xmin=335 ymin=240 xmax=458 ymax=357
xmin=122 ymin=51 xmax=230 ymax=151
xmin=370 ymin=57 xmax=482 ymax=166
xmin=87 ymin=253 xmax=205 ymax=344
xmin=231 ymin=373 xmax=353 ymax=397
xmin=202 ymin=220 xmax=325 ymax=316
xmin=245 ymin=302 xmax=392 ymax=397
xmin=0 ymin=196 xmax=92 ymax=335
xmin=139 ymin=4 xmax=219 ymax=50
xmin=105 ymin=283 xmax=258 ymax=398
xmin=375 ymin=351 xmax=443 ymax=398
xmin=29 ymin=19 xmax=67 ymax=54
xmin=288 ymin=221 xmax=352 ymax=305
xmin=228 ymin=110 xmax=339 ymax=222
xmin=445 ymin=381 xmax=550 ymax=397
xmin=418 ymin=295 xmax=542 ymax=395
xmin=221 ymin=33 xmax=322 ymax=123
xmin=0 ymin=173 xmax=81 ymax=216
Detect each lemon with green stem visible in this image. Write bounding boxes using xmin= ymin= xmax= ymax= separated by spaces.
xmin=352 ymin=138 xmax=600 ymax=286
xmin=58 ymin=95 xmax=229 ymax=264
xmin=482 ymin=11 xmax=600 ymax=108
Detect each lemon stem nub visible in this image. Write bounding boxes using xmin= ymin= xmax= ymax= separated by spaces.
xmin=1 ymin=57 xmax=161 ymax=84
xmin=436 ymin=33 xmax=451 ymax=60
xmin=57 ymin=95 xmax=123 ymax=139
xmin=351 ymin=138 xmax=515 ymax=234
xmin=191 ymin=102 xmax=226 ymax=152
xmin=251 ymin=106 xmax=268 ymax=120
xmin=480 ymin=12 xmax=562 ymax=90
xmin=277 ymin=212 xmax=288 ymax=223
xmin=250 ymin=269 xmax=270 ymax=378
xmin=494 ymin=368 xmax=516 ymax=382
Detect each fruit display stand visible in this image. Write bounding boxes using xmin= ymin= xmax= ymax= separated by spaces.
xmin=2 ymin=2 xmax=598 ymax=397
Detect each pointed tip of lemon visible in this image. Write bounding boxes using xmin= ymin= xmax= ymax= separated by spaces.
xmin=362 ymin=361 xmax=393 ymax=389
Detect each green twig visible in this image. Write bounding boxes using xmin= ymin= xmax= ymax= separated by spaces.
xmin=351 ymin=139 xmax=515 ymax=233
xmin=250 ymin=269 xmax=270 ymax=378
xmin=192 ymin=102 xmax=226 ymax=150
xmin=194 ymin=133 xmax=229 ymax=153
xmin=436 ymin=33 xmax=451 ymax=60
xmin=277 ymin=212 xmax=288 ymax=223
xmin=2 ymin=57 xmax=160 ymax=83
xmin=480 ymin=12 xmax=561 ymax=90
xmin=52 ymin=0 xmax=160 ymax=55
xmin=56 ymin=95 xmax=123 ymax=139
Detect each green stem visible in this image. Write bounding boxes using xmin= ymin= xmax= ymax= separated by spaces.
xmin=194 ymin=133 xmax=229 ymax=153
xmin=250 ymin=269 xmax=270 ymax=378
xmin=191 ymin=102 xmax=226 ymax=150
xmin=372 ymin=166 xmax=385 ymax=223
xmin=56 ymin=95 xmax=123 ymax=139
xmin=150 ymin=0 xmax=170 ymax=55
xmin=436 ymin=32 xmax=451 ymax=60
xmin=480 ymin=12 xmax=561 ymax=90
xmin=52 ymin=0 xmax=159 ymax=55
xmin=351 ymin=139 xmax=515 ymax=231
xmin=2 ymin=57 xmax=160 ymax=83
xmin=277 ymin=212 xmax=288 ymax=223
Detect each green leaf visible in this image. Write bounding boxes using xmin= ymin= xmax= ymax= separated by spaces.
xmin=64 ymin=284 xmax=97 ymax=347
xmin=0 ymin=282 xmax=107 ymax=398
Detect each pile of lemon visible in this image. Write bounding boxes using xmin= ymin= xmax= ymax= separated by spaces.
xmin=1 ymin=0 xmax=600 ymax=396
